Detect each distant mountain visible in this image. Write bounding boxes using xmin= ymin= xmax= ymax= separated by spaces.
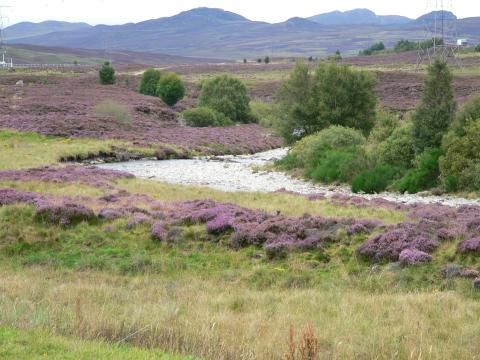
xmin=414 ymin=11 xmax=457 ymax=23
xmin=5 ymin=21 xmax=91 ymax=41
xmin=6 ymin=7 xmax=480 ymax=59
xmin=309 ymin=9 xmax=411 ymax=26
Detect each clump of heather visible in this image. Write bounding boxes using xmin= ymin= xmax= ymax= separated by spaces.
xmin=474 ymin=278 xmax=480 ymax=290
xmin=151 ymin=222 xmax=166 ymax=242
xmin=0 ymin=188 xmax=42 ymax=206
xmin=0 ymin=166 xmax=134 ymax=189
xmin=264 ymin=239 xmax=291 ymax=260
xmin=35 ymin=202 xmax=96 ymax=226
xmin=399 ymin=249 xmax=433 ymax=266
xmin=206 ymin=215 xmax=234 ymax=234
xmin=457 ymin=238 xmax=480 ymax=255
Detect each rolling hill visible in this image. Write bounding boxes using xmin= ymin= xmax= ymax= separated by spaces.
xmin=4 ymin=20 xmax=91 ymax=41
xmin=6 ymin=7 xmax=480 ymax=59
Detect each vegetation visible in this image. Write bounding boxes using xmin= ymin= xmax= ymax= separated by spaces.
xmin=139 ymin=68 xmax=162 ymax=96
xmin=99 ymin=61 xmax=116 ymax=85
xmin=157 ymin=72 xmax=185 ymax=106
xmin=198 ymin=75 xmax=254 ymax=123
xmin=394 ymin=38 xmax=444 ymax=53
xmin=352 ymin=165 xmax=401 ymax=194
xmin=93 ymin=100 xmax=132 ymax=125
xmin=412 ymin=60 xmax=456 ymax=153
xmin=183 ymin=107 xmax=233 ymax=127
xmin=359 ymin=41 xmax=385 ymax=55
xmin=277 ymin=62 xmax=377 ymax=143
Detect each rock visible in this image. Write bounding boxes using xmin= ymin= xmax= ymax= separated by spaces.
xmin=460 ymin=269 xmax=480 ymax=279
xmin=15 ymin=80 xmax=24 ymax=87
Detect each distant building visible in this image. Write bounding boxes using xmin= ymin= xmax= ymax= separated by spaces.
xmin=457 ymin=39 xmax=470 ymax=46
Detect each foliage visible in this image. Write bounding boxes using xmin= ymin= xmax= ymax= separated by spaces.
xmin=376 ymin=123 xmax=416 ymax=169
xmin=360 ymin=42 xmax=385 ymax=55
xmin=198 ymin=75 xmax=254 ymax=123
xmin=289 ymin=126 xmax=367 ymax=169
xmin=368 ymin=108 xmax=400 ymax=144
xmin=98 ymin=61 xmax=115 ymax=85
xmin=277 ymin=62 xmax=377 ymax=142
xmin=139 ymin=68 xmax=162 ymax=96
xmin=351 ymin=165 xmax=401 ymax=194
xmin=440 ymin=120 xmax=480 ymax=191
xmin=264 ymin=56 xmax=270 ymax=64
xmin=93 ymin=100 xmax=132 ymax=124
xmin=250 ymin=101 xmax=280 ymax=128
xmin=476 ymin=45 xmax=480 ymax=52
xmin=394 ymin=148 xmax=443 ymax=194
xmin=183 ymin=107 xmax=233 ymax=127
xmin=451 ymin=95 xmax=480 ymax=136
xmin=394 ymin=38 xmax=444 ymax=53
xmin=412 ymin=60 xmax=456 ymax=152
xmin=309 ymin=148 xmax=368 ymax=184
xmin=157 ymin=72 xmax=185 ymax=106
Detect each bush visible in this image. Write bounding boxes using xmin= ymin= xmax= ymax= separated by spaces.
xmin=476 ymin=45 xmax=480 ymax=52
xmin=440 ymin=120 xmax=480 ymax=191
xmin=451 ymin=95 xmax=480 ymax=136
xmin=198 ymin=75 xmax=254 ymax=123
xmin=93 ymin=100 xmax=132 ymax=124
xmin=157 ymin=72 xmax=185 ymax=106
xmin=139 ymin=68 xmax=161 ymax=96
xmin=360 ymin=42 xmax=385 ymax=55
xmin=369 ymin=108 xmax=400 ymax=144
xmin=376 ymin=123 xmax=416 ymax=169
xmin=183 ymin=107 xmax=233 ymax=127
xmin=99 ymin=61 xmax=115 ymax=85
xmin=250 ymin=101 xmax=280 ymax=128
xmin=309 ymin=148 xmax=368 ymax=184
xmin=395 ymin=148 xmax=443 ymax=193
xmin=290 ymin=126 xmax=367 ymax=168
xmin=412 ymin=60 xmax=456 ymax=152
xmin=352 ymin=165 xmax=401 ymax=194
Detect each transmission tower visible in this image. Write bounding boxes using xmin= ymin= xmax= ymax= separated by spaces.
xmin=416 ymin=0 xmax=461 ymax=70
xmin=0 ymin=5 xmax=12 ymax=68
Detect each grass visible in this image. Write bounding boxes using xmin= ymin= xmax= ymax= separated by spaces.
xmin=0 ymin=180 xmax=105 ymax=198
xmin=0 ymin=129 xmax=154 ymax=170
xmin=0 ymin=327 xmax=190 ymax=359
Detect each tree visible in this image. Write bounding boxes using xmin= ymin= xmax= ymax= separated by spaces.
xmin=277 ymin=62 xmax=377 ymax=142
xmin=139 ymin=68 xmax=161 ymax=96
xmin=198 ymin=75 xmax=253 ymax=123
xmin=412 ymin=60 xmax=456 ymax=152
xmin=156 ymin=72 xmax=185 ymax=106
xmin=264 ymin=56 xmax=270 ymax=64
xmin=257 ymin=58 xmax=262 ymax=63
xmin=99 ymin=61 xmax=115 ymax=85
xmin=243 ymin=58 xmax=247 ymax=64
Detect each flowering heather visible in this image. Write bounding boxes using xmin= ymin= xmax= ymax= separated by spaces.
xmin=0 ymin=188 xmax=42 ymax=206
xmin=35 ymin=202 xmax=96 ymax=226
xmin=0 ymin=166 xmax=134 ymax=189
xmin=206 ymin=215 xmax=234 ymax=234
xmin=474 ymin=278 xmax=480 ymax=290
xmin=457 ymin=238 xmax=480 ymax=255
xmin=151 ymin=222 xmax=166 ymax=242
xmin=399 ymin=249 xmax=433 ymax=266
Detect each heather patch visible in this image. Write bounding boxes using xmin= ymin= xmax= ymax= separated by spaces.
xmin=399 ymin=249 xmax=433 ymax=266
xmin=458 ymin=238 xmax=480 ymax=255
xmin=35 ymin=202 xmax=96 ymax=226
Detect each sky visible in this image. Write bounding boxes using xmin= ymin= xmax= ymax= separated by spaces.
xmin=2 ymin=0 xmax=480 ymax=26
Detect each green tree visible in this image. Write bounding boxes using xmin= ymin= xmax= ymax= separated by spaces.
xmin=139 ymin=68 xmax=161 ymax=96
xmin=264 ymin=56 xmax=270 ymax=64
xmin=412 ymin=60 xmax=456 ymax=152
xmin=99 ymin=61 xmax=115 ymax=85
xmin=198 ymin=75 xmax=254 ymax=123
xmin=156 ymin=72 xmax=185 ymax=106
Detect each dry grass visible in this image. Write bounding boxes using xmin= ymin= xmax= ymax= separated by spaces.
xmin=118 ymin=179 xmax=406 ymax=224
xmin=0 ymin=266 xmax=479 ymax=360
xmin=93 ymin=100 xmax=132 ymax=125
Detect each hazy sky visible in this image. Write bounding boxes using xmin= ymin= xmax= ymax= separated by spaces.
xmin=3 ymin=0 xmax=479 ymax=26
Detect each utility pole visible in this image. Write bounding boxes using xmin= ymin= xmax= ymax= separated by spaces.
xmin=0 ymin=5 xmax=12 ymax=68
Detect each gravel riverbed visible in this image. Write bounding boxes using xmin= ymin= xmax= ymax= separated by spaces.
xmin=96 ymin=148 xmax=480 ymax=208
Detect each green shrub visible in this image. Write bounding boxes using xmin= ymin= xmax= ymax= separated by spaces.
xmin=157 ymin=72 xmax=185 ymax=106
xmin=290 ymin=126 xmax=367 ymax=168
xmin=369 ymin=108 xmax=400 ymax=144
xmin=395 ymin=148 xmax=443 ymax=193
xmin=309 ymin=148 xmax=368 ymax=184
xmin=376 ymin=123 xmax=416 ymax=169
xmin=451 ymin=95 xmax=480 ymax=136
xmin=352 ymin=165 xmax=401 ymax=194
xmin=183 ymin=107 xmax=232 ymax=127
xmin=476 ymin=45 xmax=480 ymax=52
xmin=440 ymin=120 xmax=480 ymax=191
xmin=360 ymin=42 xmax=385 ymax=56
xmin=139 ymin=68 xmax=161 ymax=96
xmin=199 ymin=75 xmax=254 ymax=123
xmin=250 ymin=101 xmax=280 ymax=128
xmin=99 ymin=61 xmax=115 ymax=85
xmin=412 ymin=60 xmax=456 ymax=152
xmin=277 ymin=62 xmax=377 ymax=143
xmin=93 ymin=100 xmax=131 ymax=124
